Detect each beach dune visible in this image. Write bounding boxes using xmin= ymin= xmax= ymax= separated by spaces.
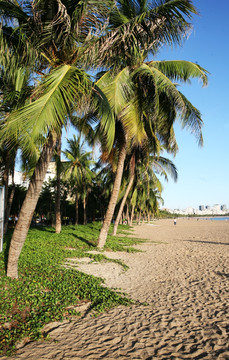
xmin=6 ymin=219 xmax=229 ymax=359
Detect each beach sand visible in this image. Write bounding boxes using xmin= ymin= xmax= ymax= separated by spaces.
xmin=5 ymin=219 xmax=229 ymax=359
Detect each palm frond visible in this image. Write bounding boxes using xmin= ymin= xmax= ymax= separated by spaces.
xmin=178 ymin=91 xmax=203 ymax=146
xmin=150 ymin=60 xmax=209 ymax=87
xmin=96 ymin=68 xmax=133 ymax=116
xmin=81 ymin=0 xmax=198 ymax=68
xmin=151 ymin=155 xmax=178 ymax=182
xmin=120 ymin=97 xmax=147 ymax=145
xmin=1 ymin=65 xmax=91 ymax=152
xmin=136 ymin=63 xmax=186 ymax=111
xmin=92 ymin=84 xmax=115 ymax=153
xmin=0 ymin=0 xmax=30 ymax=25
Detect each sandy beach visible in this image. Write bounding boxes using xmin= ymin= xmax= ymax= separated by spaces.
xmin=4 ymin=219 xmax=229 ymax=359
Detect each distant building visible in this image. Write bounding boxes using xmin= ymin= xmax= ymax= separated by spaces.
xmin=8 ymin=161 xmax=57 ymax=188
xmin=9 ymin=171 xmax=29 ymax=188
xmin=44 ymin=161 xmax=56 ymax=182
xmin=184 ymin=207 xmax=195 ymax=215
xmin=162 ymin=203 xmax=228 ymax=215
xmin=173 ymin=209 xmax=180 ymax=214
xmin=213 ymin=204 xmax=221 ymax=212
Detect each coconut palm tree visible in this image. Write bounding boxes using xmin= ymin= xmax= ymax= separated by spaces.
xmin=62 ymin=135 xmax=94 ymax=225
xmin=0 ymin=32 xmax=33 ymax=234
xmin=95 ymin=0 xmax=208 ymax=248
xmin=0 ymin=0 xmax=114 ymax=278
xmin=132 ymin=161 xmax=164 ymax=224
xmin=96 ymin=60 xmax=208 ymax=248
xmin=112 ymin=141 xmax=178 ymax=235
xmin=2 ymin=0 xmax=208 ymax=274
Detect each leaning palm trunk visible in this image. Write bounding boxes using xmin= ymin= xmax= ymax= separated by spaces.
xmin=55 ymin=135 xmax=62 ymax=234
xmin=97 ymin=141 xmax=127 ymax=249
xmin=7 ymin=132 xmax=57 ymax=278
xmin=126 ymin=204 xmax=130 ymax=224
xmin=112 ymin=172 xmax=134 ymax=235
xmin=130 ymin=204 xmax=135 ymax=226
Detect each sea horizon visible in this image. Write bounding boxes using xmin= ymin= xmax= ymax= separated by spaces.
xmin=200 ymin=216 xmax=229 ymax=221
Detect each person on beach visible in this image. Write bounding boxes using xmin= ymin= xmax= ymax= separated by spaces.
xmin=174 ymin=219 xmax=177 ymax=225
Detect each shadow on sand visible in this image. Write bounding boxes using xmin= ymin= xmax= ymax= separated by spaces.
xmin=214 ymin=271 xmax=229 ymax=278
xmin=184 ymin=239 xmax=229 ymax=246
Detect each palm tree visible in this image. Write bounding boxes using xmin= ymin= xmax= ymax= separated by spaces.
xmin=96 ymin=62 xmax=208 ymax=248
xmin=94 ymin=162 xmax=116 ymax=221
xmin=62 ymin=135 xmax=94 ymax=225
xmin=0 ymin=32 xmax=33 ymax=234
xmin=1 ymin=0 xmax=208 ymax=274
xmin=1 ymin=0 xmax=114 ymax=278
xmin=94 ymin=0 xmax=208 ymax=249
xmin=131 ymin=161 xmax=163 ymax=224
xmin=112 ymin=141 xmax=178 ymax=235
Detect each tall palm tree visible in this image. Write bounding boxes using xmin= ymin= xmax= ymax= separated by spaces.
xmin=131 ymin=160 xmax=164 ymax=224
xmin=1 ymin=0 xmax=208 ymax=275
xmin=94 ymin=162 xmax=116 ymax=221
xmin=0 ymin=32 xmax=32 ymax=234
xmin=1 ymin=0 xmax=114 ymax=278
xmin=112 ymin=141 xmax=178 ymax=235
xmin=94 ymin=0 xmax=208 ymax=248
xmin=62 ymin=135 xmax=94 ymax=225
xmin=96 ymin=63 xmax=208 ymax=248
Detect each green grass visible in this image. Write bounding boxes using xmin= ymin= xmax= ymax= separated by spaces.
xmin=0 ymin=222 xmax=143 ymax=356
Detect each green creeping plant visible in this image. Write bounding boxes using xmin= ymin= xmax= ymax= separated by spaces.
xmin=0 ymin=223 xmax=143 ymax=356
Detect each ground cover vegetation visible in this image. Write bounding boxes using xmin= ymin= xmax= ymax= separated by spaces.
xmin=0 ymin=223 xmax=143 ymax=356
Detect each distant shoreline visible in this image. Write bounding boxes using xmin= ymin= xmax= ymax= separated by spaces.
xmin=198 ymin=216 xmax=229 ymax=221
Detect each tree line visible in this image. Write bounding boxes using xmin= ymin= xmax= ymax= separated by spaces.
xmin=4 ymin=134 xmax=176 ymax=226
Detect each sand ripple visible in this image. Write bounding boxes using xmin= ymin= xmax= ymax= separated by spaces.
xmin=5 ymin=219 xmax=229 ymax=359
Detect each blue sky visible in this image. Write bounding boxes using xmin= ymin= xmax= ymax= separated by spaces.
xmin=153 ymin=0 xmax=229 ymax=210
xmin=62 ymin=0 xmax=229 ymax=210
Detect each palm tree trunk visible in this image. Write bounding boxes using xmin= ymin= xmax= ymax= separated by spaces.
xmin=138 ymin=211 xmax=142 ymax=225
xmin=4 ymin=169 xmax=15 ymax=234
xmin=3 ymin=150 xmax=10 ymax=231
xmin=112 ymin=172 xmax=134 ymax=235
xmin=97 ymin=140 xmax=127 ymax=249
xmin=126 ymin=204 xmax=130 ymax=224
xmin=142 ymin=213 xmax=145 ymax=224
xmin=7 ymin=132 xmax=57 ymax=278
xmin=55 ymin=135 xmax=62 ymax=234
xmin=119 ymin=213 xmax=122 ymax=224
xmin=75 ymin=193 xmax=78 ymax=225
xmin=130 ymin=204 xmax=135 ymax=226
xmin=83 ymin=197 xmax=87 ymax=225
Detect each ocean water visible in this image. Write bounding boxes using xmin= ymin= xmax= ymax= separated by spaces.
xmin=206 ymin=217 xmax=229 ymax=221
